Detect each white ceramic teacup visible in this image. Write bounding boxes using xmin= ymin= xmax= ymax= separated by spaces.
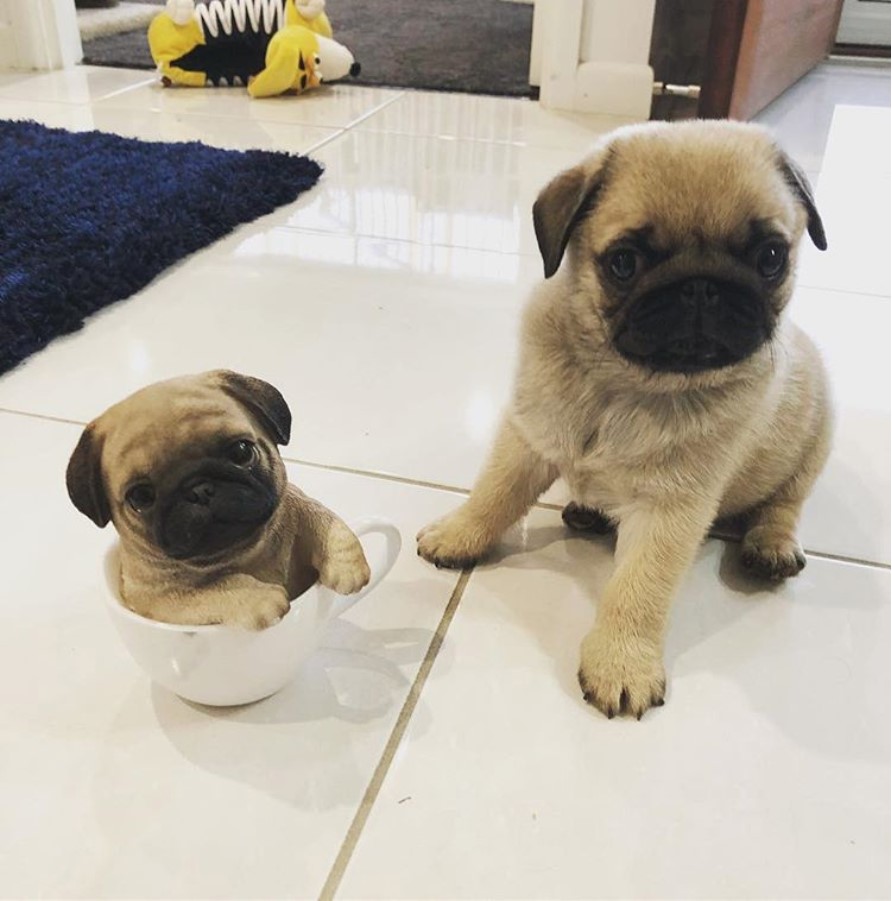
xmin=103 ymin=518 xmax=402 ymax=706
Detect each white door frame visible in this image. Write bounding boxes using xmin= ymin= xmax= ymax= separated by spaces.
xmin=531 ymin=0 xmax=656 ymax=119
xmin=0 ymin=0 xmax=81 ymax=71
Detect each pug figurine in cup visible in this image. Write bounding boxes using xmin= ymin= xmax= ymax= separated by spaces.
xmin=66 ymin=371 xmax=371 ymax=628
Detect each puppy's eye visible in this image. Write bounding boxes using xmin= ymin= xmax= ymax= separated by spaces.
xmin=755 ymin=241 xmax=788 ymax=279
xmin=227 ymin=440 xmax=256 ymax=465
xmin=607 ymin=248 xmax=639 ymax=282
xmin=126 ymin=484 xmax=156 ymax=513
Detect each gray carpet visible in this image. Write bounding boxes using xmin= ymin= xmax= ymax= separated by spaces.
xmin=81 ymin=0 xmax=534 ymax=97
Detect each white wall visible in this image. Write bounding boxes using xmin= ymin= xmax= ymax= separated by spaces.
xmin=0 ymin=0 xmax=82 ymax=71
xmin=0 ymin=0 xmax=16 ymax=68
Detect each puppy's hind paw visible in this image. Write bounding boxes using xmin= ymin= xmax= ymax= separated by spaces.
xmin=562 ymin=502 xmax=614 ymax=534
xmin=741 ymin=526 xmax=806 ymax=581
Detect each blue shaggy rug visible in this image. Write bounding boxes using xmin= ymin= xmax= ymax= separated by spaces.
xmin=0 ymin=120 xmax=323 ymax=375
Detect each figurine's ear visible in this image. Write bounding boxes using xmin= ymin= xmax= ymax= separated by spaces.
xmin=66 ymin=425 xmax=111 ymax=528
xmin=776 ymin=148 xmax=827 ymax=250
xmin=216 ymin=370 xmax=292 ymax=446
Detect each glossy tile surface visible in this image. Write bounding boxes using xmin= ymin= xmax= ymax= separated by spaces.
xmin=0 ymin=61 xmax=888 ymax=899
xmin=797 ymin=105 xmax=891 ymax=298
xmin=339 ymin=510 xmax=891 ymax=900
xmin=0 ymin=96 xmax=340 ymax=152
xmin=0 ymin=411 xmax=463 ymax=899
xmin=788 ymin=286 xmax=891 ymax=564
xmin=356 ymin=87 xmax=636 ymax=147
xmin=754 ymin=61 xmax=891 ymax=173
xmin=288 ymin=128 xmax=585 ymax=255
xmin=0 ymin=66 xmax=155 ymax=104
xmin=0 ymin=234 xmax=536 ymax=490
xmin=98 ymin=78 xmax=404 ymax=129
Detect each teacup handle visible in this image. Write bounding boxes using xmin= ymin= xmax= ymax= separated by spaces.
xmin=327 ymin=518 xmax=402 ymax=618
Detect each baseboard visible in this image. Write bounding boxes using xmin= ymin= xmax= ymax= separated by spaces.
xmin=833 ymin=42 xmax=891 ymax=59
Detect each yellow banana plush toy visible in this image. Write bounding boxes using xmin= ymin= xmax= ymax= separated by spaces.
xmin=148 ymin=0 xmax=360 ymax=98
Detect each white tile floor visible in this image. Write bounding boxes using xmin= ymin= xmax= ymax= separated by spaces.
xmin=0 ymin=61 xmax=889 ymax=899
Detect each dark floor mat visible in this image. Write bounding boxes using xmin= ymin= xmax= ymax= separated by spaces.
xmin=0 ymin=120 xmax=322 ymax=374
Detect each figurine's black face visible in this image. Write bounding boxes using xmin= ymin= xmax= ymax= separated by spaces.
xmin=121 ymin=436 xmax=284 ymax=561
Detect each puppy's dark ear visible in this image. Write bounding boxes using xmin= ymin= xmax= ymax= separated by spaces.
xmin=777 ymin=150 xmax=827 ymax=251
xmin=533 ymin=154 xmax=609 ymax=279
xmin=66 ymin=426 xmax=111 ymax=528
xmin=217 ymin=371 xmax=292 ymax=446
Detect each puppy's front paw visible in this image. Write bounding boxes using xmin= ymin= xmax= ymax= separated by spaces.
xmin=416 ymin=509 xmax=492 ymax=570
xmin=741 ymin=526 xmax=806 ymax=581
xmin=319 ymin=528 xmax=370 ymax=595
xmin=578 ymin=628 xmax=666 ymax=720
xmin=231 ymin=589 xmax=291 ymax=631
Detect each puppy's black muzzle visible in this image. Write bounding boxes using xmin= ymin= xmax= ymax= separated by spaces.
xmin=156 ymin=460 xmax=278 ymax=561
xmin=613 ymin=277 xmax=772 ymax=373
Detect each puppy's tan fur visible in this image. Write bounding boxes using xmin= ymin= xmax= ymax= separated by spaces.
xmin=417 ymin=121 xmax=832 ymax=718
xmin=67 ymin=371 xmax=370 ymax=629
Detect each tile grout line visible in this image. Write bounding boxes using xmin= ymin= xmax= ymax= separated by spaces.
xmin=0 ymin=407 xmax=465 ymax=498
xmin=334 ymin=91 xmax=406 ymax=133
xmin=88 ymin=70 xmax=405 ymax=131
xmin=268 ymin=222 xmax=541 ymax=260
xmin=302 ymin=128 xmax=349 ymax=155
xmin=277 ymin=92 xmax=408 ymax=157
xmin=534 ymin=503 xmax=892 ymax=572
xmin=795 ymin=282 xmax=891 ymax=301
xmin=1 ymin=407 xmax=888 ymax=572
xmin=91 ymin=75 xmax=160 ymax=104
xmin=304 ymin=91 xmax=407 ymax=156
xmin=279 ymin=454 xmax=471 ymax=497
xmin=794 ymin=548 xmax=891 ymax=570
xmin=317 ymin=568 xmax=473 ymax=901
xmin=0 ymin=407 xmax=87 ymax=427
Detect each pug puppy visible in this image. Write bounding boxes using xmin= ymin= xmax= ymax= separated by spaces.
xmin=417 ymin=120 xmax=832 ymax=719
xmin=67 ymin=370 xmax=371 ymax=629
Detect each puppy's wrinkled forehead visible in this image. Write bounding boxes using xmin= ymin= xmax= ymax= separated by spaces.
xmin=99 ymin=376 xmax=255 ymax=481
xmin=590 ymin=126 xmax=799 ymax=252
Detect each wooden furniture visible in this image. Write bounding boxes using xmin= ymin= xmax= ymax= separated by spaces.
xmin=700 ymin=0 xmax=846 ymax=119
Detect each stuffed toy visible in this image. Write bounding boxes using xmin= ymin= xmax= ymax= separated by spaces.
xmin=147 ymin=0 xmax=360 ymax=98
